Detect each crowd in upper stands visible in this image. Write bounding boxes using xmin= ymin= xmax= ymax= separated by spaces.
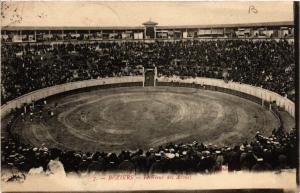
xmin=1 ymin=40 xmax=295 ymax=103
xmin=1 ymin=109 xmax=297 ymax=174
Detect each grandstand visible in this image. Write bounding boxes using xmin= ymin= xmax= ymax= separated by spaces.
xmin=1 ymin=21 xmax=294 ymax=43
xmin=1 ymin=20 xmax=296 ymax=175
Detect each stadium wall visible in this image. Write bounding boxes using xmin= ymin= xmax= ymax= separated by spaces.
xmin=1 ymin=76 xmax=144 ymax=118
xmin=1 ymin=76 xmax=295 ymax=119
xmin=157 ymin=76 xmax=295 ymax=118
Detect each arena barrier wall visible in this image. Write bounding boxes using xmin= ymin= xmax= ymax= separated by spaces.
xmin=1 ymin=76 xmax=144 ymax=118
xmin=1 ymin=76 xmax=295 ymax=119
xmin=157 ymin=76 xmax=295 ymax=118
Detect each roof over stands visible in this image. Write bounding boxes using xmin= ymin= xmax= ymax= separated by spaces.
xmin=2 ymin=21 xmax=293 ymax=31
xmin=157 ymin=21 xmax=294 ymax=29
xmin=2 ymin=26 xmax=145 ymax=31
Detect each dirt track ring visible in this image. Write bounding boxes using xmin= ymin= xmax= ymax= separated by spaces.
xmin=14 ymin=87 xmax=280 ymax=152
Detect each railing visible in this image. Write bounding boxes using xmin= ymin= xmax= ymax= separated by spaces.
xmin=1 ymin=76 xmax=295 ymax=119
xmin=1 ymin=76 xmax=144 ymax=118
xmin=157 ymin=76 xmax=295 ymax=118
xmin=1 ymin=36 xmax=295 ymax=45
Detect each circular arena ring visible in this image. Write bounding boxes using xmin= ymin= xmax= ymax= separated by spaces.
xmin=9 ymin=81 xmax=292 ymax=153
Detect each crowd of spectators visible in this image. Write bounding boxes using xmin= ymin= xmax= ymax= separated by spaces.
xmin=1 ymin=39 xmax=296 ymax=175
xmin=1 ymin=39 xmax=295 ymax=103
xmin=1 ymin=109 xmax=297 ymax=174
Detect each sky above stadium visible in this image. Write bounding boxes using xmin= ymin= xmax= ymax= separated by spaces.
xmin=1 ymin=1 xmax=294 ymax=27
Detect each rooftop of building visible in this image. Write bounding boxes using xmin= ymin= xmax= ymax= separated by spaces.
xmin=1 ymin=21 xmax=294 ymax=31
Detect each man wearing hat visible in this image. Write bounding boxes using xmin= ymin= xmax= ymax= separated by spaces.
xmin=149 ymin=152 xmax=165 ymax=173
xmin=131 ymin=150 xmax=147 ymax=173
xmin=251 ymin=157 xmax=272 ymax=171
xmin=227 ymin=146 xmax=241 ymax=171
xmin=118 ymin=154 xmax=135 ymax=173
xmin=87 ymin=155 xmax=106 ymax=172
xmin=213 ymin=150 xmax=224 ymax=171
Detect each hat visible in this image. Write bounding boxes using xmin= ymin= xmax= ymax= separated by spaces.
xmin=74 ymin=153 xmax=81 ymax=158
xmin=215 ymin=151 xmax=221 ymax=154
xmin=155 ymin=153 xmax=161 ymax=157
xmin=33 ymin=147 xmax=38 ymax=152
xmin=165 ymin=153 xmax=175 ymax=159
xmin=240 ymin=145 xmax=245 ymax=151
xmin=182 ymin=151 xmax=187 ymax=155
xmin=257 ymin=158 xmax=263 ymax=162
xmin=202 ymin=150 xmax=210 ymax=155
xmin=9 ymin=154 xmax=17 ymax=158
xmin=87 ymin=156 xmax=92 ymax=160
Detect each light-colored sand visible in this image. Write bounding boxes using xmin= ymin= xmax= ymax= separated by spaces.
xmin=12 ymin=87 xmax=285 ymax=152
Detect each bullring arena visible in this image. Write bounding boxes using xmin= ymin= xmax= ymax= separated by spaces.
xmin=12 ymin=86 xmax=281 ymax=153
xmin=4 ymin=76 xmax=294 ymax=153
xmin=0 ymin=2 xmax=298 ymax=192
xmin=1 ymin=18 xmax=296 ymax=182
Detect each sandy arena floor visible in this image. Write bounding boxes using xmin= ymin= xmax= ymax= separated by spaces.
xmin=13 ymin=86 xmax=281 ymax=152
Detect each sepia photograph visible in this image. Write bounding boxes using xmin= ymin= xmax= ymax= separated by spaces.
xmin=0 ymin=1 xmax=298 ymax=192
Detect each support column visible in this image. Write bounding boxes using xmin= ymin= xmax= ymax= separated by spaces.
xmin=142 ymin=67 xmax=145 ymax=87
xmin=154 ymin=67 xmax=157 ymax=87
xmin=34 ymin=30 xmax=37 ymax=42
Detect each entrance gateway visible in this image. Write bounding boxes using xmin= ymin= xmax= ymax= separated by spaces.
xmin=143 ymin=67 xmax=157 ymax=87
